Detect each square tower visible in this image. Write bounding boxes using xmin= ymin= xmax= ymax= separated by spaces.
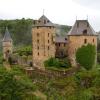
xmin=32 ymin=15 xmax=56 ymax=69
xmin=68 ymin=20 xmax=97 ymax=66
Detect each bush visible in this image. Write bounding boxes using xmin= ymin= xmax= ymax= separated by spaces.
xmin=76 ymin=44 xmax=96 ymax=70
xmin=44 ymin=57 xmax=59 ymax=67
xmin=44 ymin=57 xmax=71 ymax=68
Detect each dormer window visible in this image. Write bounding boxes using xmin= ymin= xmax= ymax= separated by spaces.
xmin=83 ymin=29 xmax=87 ymax=35
xmin=47 ymin=20 xmax=50 ymax=23
xmin=44 ymin=20 xmax=46 ymax=24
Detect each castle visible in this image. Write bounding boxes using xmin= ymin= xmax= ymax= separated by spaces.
xmin=2 ymin=15 xmax=97 ymax=69
xmin=32 ymin=15 xmax=97 ymax=69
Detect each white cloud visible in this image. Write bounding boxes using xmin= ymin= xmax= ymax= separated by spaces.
xmin=0 ymin=0 xmax=99 ymax=31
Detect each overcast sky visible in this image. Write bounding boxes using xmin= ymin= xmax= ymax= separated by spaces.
xmin=0 ymin=0 xmax=100 ymax=31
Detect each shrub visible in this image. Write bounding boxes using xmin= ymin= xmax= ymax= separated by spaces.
xmin=44 ymin=57 xmax=71 ymax=68
xmin=44 ymin=57 xmax=59 ymax=67
xmin=76 ymin=44 xmax=96 ymax=70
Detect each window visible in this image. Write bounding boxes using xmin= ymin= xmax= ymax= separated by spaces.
xmin=38 ymin=20 xmax=41 ymax=23
xmin=37 ymin=26 xmax=39 ymax=29
xmin=48 ymin=33 xmax=49 ymax=37
xmin=37 ymin=39 xmax=39 ymax=43
xmin=65 ymin=38 xmax=67 ymax=40
xmin=49 ymin=26 xmax=51 ymax=29
xmin=64 ymin=43 xmax=66 ymax=47
xmin=38 ymin=52 xmax=39 ymax=56
xmin=44 ymin=20 xmax=46 ymax=24
xmin=37 ymin=46 xmax=39 ymax=50
xmin=59 ymin=43 xmax=60 ymax=46
xmin=83 ymin=29 xmax=87 ymax=35
xmin=48 ymin=40 xmax=49 ymax=43
xmin=37 ymin=33 xmax=39 ymax=36
xmin=84 ymin=39 xmax=87 ymax=44
xmin=48 ymin=46 xmax=49 ymax=50
xmin=93 ymin=39 xmax=94 ymax=43
xmin=47 ymin=20 xmax=50 ymax=23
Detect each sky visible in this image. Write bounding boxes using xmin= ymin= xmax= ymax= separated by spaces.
xmin=0 ymin=0 xmax=100 ymax=31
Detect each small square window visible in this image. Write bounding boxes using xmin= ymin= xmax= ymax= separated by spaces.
xmin=37 ymin=40 xmax=39 ymax=43
xmin=64 ymin=43 xmax=66 ymax=47
xmin=37 ymin=46 xmax=39 ymax=50
xmin=37 ymin=33 xmax=39 ymax=36
xmin=84 ymin=39 xmax=87 ymax=44
xmin=48 ymin=33 xmax=49 ymax=37
xmin=48 ymin=46 xmax=49 ymax=50
xmin=48 ymin=40 xmax=49 ymax=43
xmin=93 ymin=39 xmax=94 ymax=42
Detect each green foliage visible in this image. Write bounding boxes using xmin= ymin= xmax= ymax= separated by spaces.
xmin=0 ymin=19 xmax=71 ymax=47
xmin=44 ymin=57 xmax=71 ymax=69
xmin=76 ymin=44 xmax=96 ymax=70
xmin=0 ymin=18 xmax=33 ymax=46
xmin=0 ymin=65 xmax=36 ymax=100
xmin=30 ymin=64 xmax=100 ymax=99
xmin=15 ymin=45 xmax=32 ymax=56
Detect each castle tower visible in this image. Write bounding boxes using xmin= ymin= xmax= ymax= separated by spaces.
xmin=68 ymin=20 xmax=97 ymax=66
xmin=2 ymin=27 xmax=13 ymax=60
xmin=32 ymin=15 xmax=56 ymax=69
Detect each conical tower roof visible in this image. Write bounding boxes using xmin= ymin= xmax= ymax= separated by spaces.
xmin=3 ymin=27 xmax=12 ymax=42
xmin=68 ymin=20 xmax=97 ymax=36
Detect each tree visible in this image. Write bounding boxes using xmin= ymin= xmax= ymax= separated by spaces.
xmin=76 ymin=44 xmax=96 ymax=70
xmin=0 ymin=66 xmax=36 ymax=100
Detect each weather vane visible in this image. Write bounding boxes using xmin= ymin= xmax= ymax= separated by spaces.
xmin=43 ymin=9 xmax=45 ymax=15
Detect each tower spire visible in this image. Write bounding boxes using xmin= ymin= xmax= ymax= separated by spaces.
xmin=43 ymin=9 xmax=45 ymax=15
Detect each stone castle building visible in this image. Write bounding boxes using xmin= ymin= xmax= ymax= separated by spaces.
xmin=32 ymin=15 xmax=97 ymax=69
xmin=68 ymin=20 xmax=97 ymax=66
xmin=2 ymin=27 xmax=13 ymax=60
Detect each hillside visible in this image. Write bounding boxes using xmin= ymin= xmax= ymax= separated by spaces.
xmin=0 ymin=18 xmax=71 ymax=49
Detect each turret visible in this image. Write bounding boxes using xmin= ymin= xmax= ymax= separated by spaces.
xmin=2 ymin=27 xmax=13 ymax=60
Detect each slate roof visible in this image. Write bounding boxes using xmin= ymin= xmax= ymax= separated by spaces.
xmin=68 ymin=20 xmax=97 ymax=36
xmin=55 ymin=36 xmax=67 ymax=43
xmin=3 ymin=27 xmax=12 ymax=42
xmin=33 ymin=15 xmax=54 ymax=27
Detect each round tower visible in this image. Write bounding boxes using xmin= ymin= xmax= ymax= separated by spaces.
xmin=2 ymin=27 xmax=13 ymax=60
xmin=68 ymin=20 xmax=97 ymax=66
xmin=32 ymin=15 xmax=56 ymax=69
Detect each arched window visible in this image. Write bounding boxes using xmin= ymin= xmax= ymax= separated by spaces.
xmin=84 ymin=39 xmax=87 ymax=44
